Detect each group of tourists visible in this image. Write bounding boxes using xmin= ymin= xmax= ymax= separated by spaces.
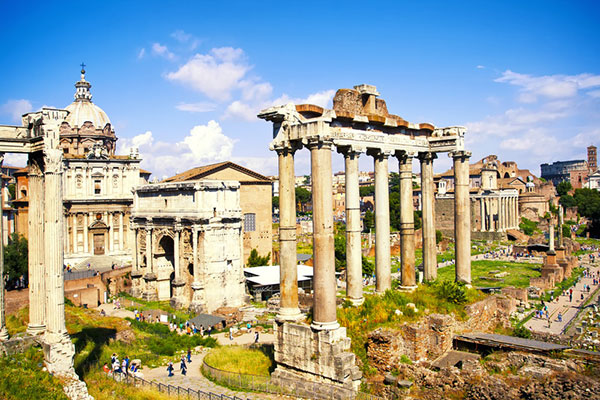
xmin=167 ymin=349 xmax=192 ymax=377
xmin=103 ymin=353 xmax=138 ymax=377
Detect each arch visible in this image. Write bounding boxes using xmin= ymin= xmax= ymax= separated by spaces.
xmin=503 ymin=172 xmax=510 ymax=178
xmin=156 ymin=234 xmax=174 ymax=255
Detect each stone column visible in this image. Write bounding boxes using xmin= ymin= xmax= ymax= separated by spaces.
xmin=174 ymin=227 xmax=181 ymax=281
xmin=145 ymin=224 xmax=153 ymax=273
xmin=72 ymin=213 xmax=77 ymax=253
xmin=26 ymin=155 xmax=45 ymax=335
xmin=43 ymin=148 xmax=70 ymax=348
xmin=119 ymin=212 xmax=124 ymax=251
xmin=419 ymin=152 xmax=437 ymax=281
xmin=452 ymin=151 xmax=471 ymax=285
xmin=340 ymin=146 xmax=363 ymax=305
xmin=549 ymin=222 xmax=555 ymax=252
xmin=275 ymin=145 xmax=302 ymax=320
xmin=370 ymin=149 xmax=391 ymax=293
xmin=398 ymin=152 xmax=416 ymax=289
xmin=0 ymin=154 xmax=7 ymax=341
xmin=558 ymin=204 xmax=564 ymax=248
xmin=108 ymin=212 xmax=113 ymax=253
xmin=192 ymin=228 xmax=199 ymax=282
xmin=83 ymin=213 xmax=89 ymax=254
xmin=479 ymin=198 xmax=485 ymax=231
xmin=308 ymin=139 xmax=338 ymax=330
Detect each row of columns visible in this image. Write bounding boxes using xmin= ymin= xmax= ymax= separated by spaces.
xmin=479 ymin=195 xmax=519 ymax=232
xmin=275 ymin=142 xmax=472 ymax=330
xmin=67 ymin=211 xmax=127 ymax=255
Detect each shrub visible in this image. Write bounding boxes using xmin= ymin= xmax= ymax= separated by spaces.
xmin=436 ymin=230 xmax=443 ymax=244
xmin=519 ymin=218 xmax=538 ymax=236
xmin=514 ymin=325 xmax=532 ymax=339
xmin=434 ymin=280 xmax=467 ymax=304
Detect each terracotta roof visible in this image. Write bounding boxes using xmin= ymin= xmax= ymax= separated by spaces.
xmin=13 ymin=167 xmax=29 ymax=175
xmin=140 ymin=169 xmax=152 ymax=175
xmin=162 ymin=161 xmax=271 ymax=183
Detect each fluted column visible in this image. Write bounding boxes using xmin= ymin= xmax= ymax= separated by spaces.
xmin=174 ymin=227 xmax=181 ymax=281
xmin=43 ymin=148 xmax=69 ymax=340
xmin=192 ymin=228 xmax=199 ymax=282
xmin=72 ymin=213 xmax=77 ymax=254
xmin=275 ymin=145 xmax=302 ymax=321
xmin=479 ymin=198 xmax=485 ymax=231
xmin=108 ymin=212 xmax=113 ymax=253
xmin=26 ymin=155 xmax=45 ymax=335
xmin=370 ymin=149 xmax=392 ymax=293
xmin=419 ymin=152 xmax=437 ymax=281
xmin=452 ymin=151 xmax=471 ymax=285
xmin=83 ymin=213 xmax=89 ymax=254
xmin=549 ymin=222 xmax=555 ymax=252
xmin=119 ymin=212 xmax=124 ymax=251
xmin=558 ymin=204 xmax=564 ymax=248
xmin=398 ymin=152 xmax=416 ymax=289
xmin=308 ymin=139 xmax=338 ymax=330
xmin=132 ymin=228 xmax=139 ymax=272
xmin=146 ymin=224 xmax=153 ymax=273
xmin=339 ymin=146 xmax=363 ymax=305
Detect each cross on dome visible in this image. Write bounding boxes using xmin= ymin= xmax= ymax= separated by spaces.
xmin=74 ymin=64 xmax=92 ymax=101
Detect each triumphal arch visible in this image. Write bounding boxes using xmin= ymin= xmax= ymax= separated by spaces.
xmin=259 ymin=85 xmax=471 ymax=392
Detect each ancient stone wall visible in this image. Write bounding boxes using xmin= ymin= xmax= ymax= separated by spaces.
xmin=435 ymin=197 xmax=481 ymax=237
xmin=367 ymin=296 xmax=516 ymax=370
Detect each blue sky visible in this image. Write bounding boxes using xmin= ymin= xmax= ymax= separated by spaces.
xmin=1 ymin=0 xmax=599 ymax=178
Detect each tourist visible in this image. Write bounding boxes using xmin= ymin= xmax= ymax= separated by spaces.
xmin=167 ymin=361 xmax=174 ymax=377
xmin=558 ymin=312 xmax=562 ymax=322
xmin=180 ymin=355 xmax=187 ymax=376
xmin=113 ymin=357 xmax=121 ymax=375
xmin=102 ymin=363 xmax=110 ymax=374
xmin=187 ymin=348 xmax=192 ymax=363
xmin=229 ymin=327 xmax=233 ymax=341
xmin=200 ymin=325 xmax=204 ymax=336
xmin=100 ymin=309 xmax=106 ymax=317
xmin=254 ymin=331 xmax=259 ymax=344
xmin=122 ymin=358 xmax=128 ymax=376
xmin=111 ymin=353 xmax=117 ymax=365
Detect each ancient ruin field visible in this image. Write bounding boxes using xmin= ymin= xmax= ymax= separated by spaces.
xmin=437 ymin=260 xmax=542 ymax=288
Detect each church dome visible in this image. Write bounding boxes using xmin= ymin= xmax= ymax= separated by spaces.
xmin=64 ymin=68 xmax=111 ymax=129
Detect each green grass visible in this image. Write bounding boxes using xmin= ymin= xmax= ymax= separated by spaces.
xmin=203 ymin=345 xmax=274 ymax=376
xmin=0 ymin=347 xmax=68 ymax=400
xmin=85 ymin=369 xmax=173 ymax=400
xmin=119 ymin=293 xmax=195 ymax=323
xmin=437 ymin=260 xmax=542 ymax=288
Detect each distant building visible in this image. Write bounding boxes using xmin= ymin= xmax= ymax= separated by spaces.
xmin=540 ymin=159 xmax=588 ymax=188
xmin=588 ymin=145 xmax=597 ymax=173
xmin=162 ymin=161 xmax=272 ymax=265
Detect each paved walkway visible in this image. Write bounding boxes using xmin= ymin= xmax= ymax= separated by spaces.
xmin=525 ymin=263 xmax=600 ymax=335
xmin=141 ymin=337 xmax=283 ymax=400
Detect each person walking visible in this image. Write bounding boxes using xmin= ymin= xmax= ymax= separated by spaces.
xmin=167 ymin=361 xmax=174 ymax=377
xmin=254 ymin=331 xmax=259 ymax=344
xmin=187 ymin=348 xmax=192 ymax=363
xmin=180 ymin=355 xmax=187 ymax=376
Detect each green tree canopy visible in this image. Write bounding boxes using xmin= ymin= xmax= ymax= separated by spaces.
xmin=574 ymin=188 xmax=600 ymax=220
xmin=363 ymin=210 xmax=374 ymax=232
xmin=295 ymin=187 xmax=311 ymax=205
xmin=558 ymin=194 xmax=576 ymax=208
xmin=4 ymin=233 xmax=28 ymax=280
xmin=246 ymin=249 xmax=271 ymax=268
xmin=556 ymin=181 xmax=573 ymax=196
xmin=359 ymin=185 xmax=374 ymax=197
xmin=272 ymin=196 xmax=279 ymax=210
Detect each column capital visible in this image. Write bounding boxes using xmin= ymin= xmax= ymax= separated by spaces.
xmin=366 ymin=148 xmax=393 ymax=159
xmin=305 ymin=137 xmax=333 ymax=150
xmin=450 ymin=150 xmax=472 ymax=160
xmin=273 ymin=140 xmax=302 ymax=155
xmin=395 ymin=150 xmax=418 ymax=162
xmin=336 ymin=144 xmax=365 ymax=157
xmin=418 ymin=151 xmax=438 ymax=162
xmin=43 ymin=148 xmax=63 ymax=174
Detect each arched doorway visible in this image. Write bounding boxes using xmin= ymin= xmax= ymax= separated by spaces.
xmin=155 ymin=235 xmax=175 ymax=300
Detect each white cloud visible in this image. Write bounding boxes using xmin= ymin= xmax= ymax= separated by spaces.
xmin=223 ymin=89 xmax=335 ymax=122
xmin=476 ymin=65 xmax=485 ymax=69
xmin=495 ymin=70 xmax=600 ymax=103
xmin=151 ymin=43 xmax=176 ymax=61
xmin=0 ymin=99 xmax=33 ymax=122
xmin=166 ymin=47 xmax=250 ymax=101
xmin=117 ymin=121 xmax=236 ymax=178
xmin=170 ymin=29 xmax=200 ymax=50
xmin=175 ymin=102 xmax=217 ymax=112
xmin=137 ymin=48 xmax=146 ymax=59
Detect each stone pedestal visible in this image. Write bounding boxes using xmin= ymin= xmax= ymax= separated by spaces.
xmin=170 ymin=279 xmax=187 ymax=309
xmin=272 ymin=322 xmax=362 ymax=393
xmin=190 ymin=282 xmax=206 ymax=314
xmin=542 ymin=251 xmax=564 ymax=282
xmin=43 ymin=333 xmax=76 ymax=375
xmin=130 ymin=271 xmax=144 ymax=298
xmin=142 ymin=273 xmax=158 ymax=301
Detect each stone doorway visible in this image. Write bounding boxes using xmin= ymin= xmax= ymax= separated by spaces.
xmin=93 ymin=233 xmax=105 ymax=255
xmin=155 ymin=235 xmax=175 ymax=300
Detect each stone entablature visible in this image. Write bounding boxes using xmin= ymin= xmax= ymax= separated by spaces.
xmin=130 ymin=181 xmax=246 ymax=313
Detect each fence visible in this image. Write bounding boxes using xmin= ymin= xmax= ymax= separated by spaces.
xmin=111 ymin=372 xmax=250 ymax=400
xmin=201 ymin=360 xmax=384 ymax=400
xmin=64 ymin=269 xmax=98 ymax=281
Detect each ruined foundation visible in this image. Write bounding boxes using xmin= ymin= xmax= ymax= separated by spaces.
xmin=272 ymin=322 xmax=362 ymax=395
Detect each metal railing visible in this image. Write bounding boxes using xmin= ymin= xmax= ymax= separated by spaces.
xmin=201 ymin=360 xmax=384 ymax=400
xmin=110 ymin=372 xmax=249 ymax=400
xmin=64 ymin=269 xmax=98 ymax=281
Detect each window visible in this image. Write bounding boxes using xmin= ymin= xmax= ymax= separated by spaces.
xmin=244 ymin=213 xmax=256 ymax=232
xmin=94 ymin=179 xmax=101 ymax=195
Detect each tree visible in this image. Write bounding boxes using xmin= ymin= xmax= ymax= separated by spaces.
xmin=556 ymin=181 xmax=572 ymax=196
xmin=359 ymin=185 xmax=374 ymax=197
xmin=363 ymin=210 xmax=374 ymax=232
xmin=272 ymin=196 xmax=279 ymax=211
xmin=4 ymin=233 xmax=27 ymax=281
xmin=558 ymin=194 xmax=576 ymax=208
xmin=295 ymin=187 xmax=311 ymax=206
xmin=334 ymin=234 xmax=346 ymax=272
xmin=574 ymin=188 xmax=600 ymax=220
xmin=246 ymin=249 xmax=270 ymax=267
xmin=362 ymin=256 xmax=375 ymax=276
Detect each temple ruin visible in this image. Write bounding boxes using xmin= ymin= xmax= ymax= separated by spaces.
xmin=258 ymin=84 xmax=472 ymax=391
